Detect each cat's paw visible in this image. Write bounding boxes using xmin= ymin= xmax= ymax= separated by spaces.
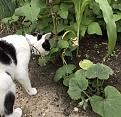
xmin=27 ymin=88 xmax=37 ymax=96
xmin=14 ymin=108 xmax=22 ymax=117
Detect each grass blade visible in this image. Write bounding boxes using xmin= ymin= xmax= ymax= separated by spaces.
xmin=95 ymin=0 xmax=117 ymax=56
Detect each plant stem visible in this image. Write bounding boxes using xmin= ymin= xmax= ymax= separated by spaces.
xmin=76 ymin=27 xmax=80 ymax=56
xmin=96 ymin=78 xmax=99 ymax=94
xmin=82 ymin=91 xmax=90 ymax=98
xmin=61 ymin=50 xmax=67 ymax=65
xmin=49 ymin=1 xmax=58 ymax=47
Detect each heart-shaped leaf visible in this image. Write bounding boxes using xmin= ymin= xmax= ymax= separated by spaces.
xmin=15 ymin=0 xmax=45 ymax=22
xmin=86 ymin=63 xmax=113 ymax=80
xmin=88 ymin=22 xmax=102 ymax=35
xmin=79 ymin=59 xmax=94 ymax=70
xmin=54 ymin=64 xmax=76 ymax=82
xmin=63 ymin=74 xmax=74 ymax=87
xmin=68 ymin=70 xmax=88 ymax=100
xmin=58 ymin=3 xmax=69 ymax=19
xmin=90 ymin=86 xmax=121 ymax=117
xmin=58 ymin=40 xmax=69 ymax=49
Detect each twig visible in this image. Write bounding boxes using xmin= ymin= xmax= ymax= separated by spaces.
xmin=49 ymin=0 xmax=58 ymax=47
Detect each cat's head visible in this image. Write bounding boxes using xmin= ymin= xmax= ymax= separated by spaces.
xmin=25 ymin=32 xmax=51 ymax=55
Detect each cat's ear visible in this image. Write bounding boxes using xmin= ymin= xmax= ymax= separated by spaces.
xmin=37 ymin=34 xmax=42 ymax=40
xmin=44 ymin=32 xmax=51 ymax=40
xmin=31 ymin=32 xmax=38 ymax=36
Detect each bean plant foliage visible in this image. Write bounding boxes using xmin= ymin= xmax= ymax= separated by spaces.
xmin=1 ymin=0 xmax=121 ymax=117
xmin=54 ymin=59 xmax=121 ymax=117
xmin=0 ymin=0 xmax=118 ymax=57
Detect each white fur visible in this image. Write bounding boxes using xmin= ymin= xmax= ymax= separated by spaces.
xmin=0 ymin=33 xmax=51 ymax=117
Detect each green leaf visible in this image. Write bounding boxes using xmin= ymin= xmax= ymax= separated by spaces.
xmin=90 ymin=2 xmax=101 ymax=16
xmin=86 ymin=63 xmax=113 ymax=80
xmin=81 ymin=16 xmax=93 ymax=37
xmin=79 ymin=59 xmax=94 ymax=70
xmin=90 ymin=86 xmax=121 ymax=117
xmin=15 ymin=0 xmax=45 ymax=22
xmin=75 ymin=69 xmax=86 ymax=78
xmin=38 ymin=57 xmax=48 ymax=66
xmin=49 ymin=48 xmax=59 ymax=55
xmin=0 ymin=0 xmax=16 ymax=19
xmin=58 ymin=40 xmax=69 ymax=49
xmin=58 ymin=3 xmax=68 ymax=19
xmin=80 ymin=25 xmax=87 ymax=37
xmin=68 ymin=69 xmax=88 ymax=100
xmin=1 ymin=15 xmax=18 ymax=24
xmin=88 ymin=22 xmax=102 ymax=35
xmin=113 ymin=4 xmax=121 ymax=11
xmin=95 ymin=0 xmax=117 ymax=55
xmin=63 ymin=74 xmax=74 ymax=87
xmin=113 ymin=14 xmax=121 ymax=22
xmin=53 ymin=5 xmax=60 ymax=12
xmin=72 ymin=0 xmax=90 ymax=39
xmin=57 ymin=23 xmax=66 ymax=33
xmin=54 ymin=64 xmax=76 ymax=82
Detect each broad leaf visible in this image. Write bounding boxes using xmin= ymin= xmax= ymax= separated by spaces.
xmin=79 ymin=59 xmax=94 ymax=70
xmin=38 ymin=57 xmax=48 ymax=66
xmin=0 ymin=0 xmax=16 ymax=19
xmin=95 ymin=0 xmax=117 ymax=55
xmin=86 ymin=63 xmax=113 ymax=80
xmin=113 ymin=14 xmax=121 ymax=22
xmin=57 ymin=23 xmax=66 ymax=33
xmin=63 ymin=74 xmax=74 ymax=87
xmin=68 ymin=69 xmax=88 ymax=100
xmin=113 ymin=3 xmax=121 ymax=11
xmin=88 ymin=22 xmax=102 ymax=35
xmin=58 ymin=3 xmax=69 ymax=19
xmin=1 ymin=15 xmax=19 ymax=24
xmin=80 ymin=25 xmax=87 ymax=37
xmin=49 ymin=48 xmax=59 ymax=55
xmin=90 ymin=86 xmax=121 ymax=117
xmin=54 ymin=64 xmax=76 ymax=82
xmin=58 ymin=40 xmax=69 ymax=49
xmin=15 ymin=0 xmax=45 ymax=22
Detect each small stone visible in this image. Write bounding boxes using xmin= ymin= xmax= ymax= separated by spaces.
xmin=43 ymin=113 xmax=46 ymax=116
xmin=73 ymin=107 xmax=79 ymax=112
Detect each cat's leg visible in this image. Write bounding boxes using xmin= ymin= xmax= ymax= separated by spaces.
xmin=4 ymin=92 xmax=22 ymax=117
xmin=5 ymin=108 xmax=22 ymax=117
xmin=15 ymin=67 xmax=37 ymax=96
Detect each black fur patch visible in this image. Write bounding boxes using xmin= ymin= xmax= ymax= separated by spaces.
xmin=31 ymin=32 xmax=43 ymax=41
xmin=42 ymin=40 xmax=50 ymax=51
xmin=0 ymin=40 xmax=17 ymax=65
xmin=0 ymin=47 xmax=11 ymax=65
xmin=4 ymin=92 xmax=15 ymax=115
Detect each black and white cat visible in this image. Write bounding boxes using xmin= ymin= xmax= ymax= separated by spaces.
xmin=0 ymin=32 xmax=51 ymax=117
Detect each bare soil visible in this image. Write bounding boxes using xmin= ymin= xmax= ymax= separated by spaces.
xmin=14 ymin=35 xmax=121 ymax=117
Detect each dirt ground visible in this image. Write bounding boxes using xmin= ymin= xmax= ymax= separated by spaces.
xmin=13 ymin=35 xmax=121 ymax=117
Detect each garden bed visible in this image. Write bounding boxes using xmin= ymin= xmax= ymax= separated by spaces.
xmin=15 ymin=36 xmax=121 ymax=117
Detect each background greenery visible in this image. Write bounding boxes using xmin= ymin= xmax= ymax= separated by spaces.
xmin=1 ymin=0 xmax=120 ymax=56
